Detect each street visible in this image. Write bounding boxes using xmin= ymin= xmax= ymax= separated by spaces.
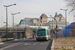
xmin=0 ymin=39 xmax=52 ymax=50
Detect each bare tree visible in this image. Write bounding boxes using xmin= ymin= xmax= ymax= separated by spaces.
xmin=65 ymin=0 xmax=75 ymax=13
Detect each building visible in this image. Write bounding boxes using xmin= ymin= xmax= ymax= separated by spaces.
xmin=54 ymin=12 xmax=65 ymax=21
xmin=46 ymin=21 xmax=69 ymax=29
xmin=17 ymin=13 xmax=69 ymax=29
xmin=60 ymin=17 xmax=65 ymax=21
xmin=19 ymin=18 xmax=40 ymax=27
xmin=33 ymin=19 xmax=41 ymax=26
xmin=46 ymin=13 xmax=69 ymax=29
xmin=40 ymin=13 xmax=48 ymax=26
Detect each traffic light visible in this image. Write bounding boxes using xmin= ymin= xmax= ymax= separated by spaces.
xmin=41 ymin=16 xmax=42 ymax=19
xmin=56 ymin=25 xmax=58 ymax=28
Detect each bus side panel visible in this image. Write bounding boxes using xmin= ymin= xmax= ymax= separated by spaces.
xmin=45 ymin=30 xmax=48 ymax=40
xmin=36 ymin=29 xmax=37 ymax=37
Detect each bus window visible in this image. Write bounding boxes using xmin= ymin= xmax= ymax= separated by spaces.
xmin=47 ymin=30 xmax=50 ymax=35
xmin=38 ymin=29 xmax=45 ymax=31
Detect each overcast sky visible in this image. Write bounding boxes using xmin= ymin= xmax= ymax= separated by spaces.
xmin=0 ymin=0 xmax=73 ymax=27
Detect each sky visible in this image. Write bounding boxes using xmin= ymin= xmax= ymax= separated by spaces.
xmin=0 ymin=0 xmax=74 ymax=27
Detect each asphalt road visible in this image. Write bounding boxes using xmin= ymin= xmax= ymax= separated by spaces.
xmin=0 ymin=39 xmax=52 ymax=50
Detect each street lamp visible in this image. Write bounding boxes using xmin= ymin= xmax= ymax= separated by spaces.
xmin=60 ymin=9 xmax=68 ymax=37
xmin=11 ymin=12 xmax=20 ymax=39
xmin=55 ymin=20 xmax=57 ymax=38
xmin=50 ymin=15 xmax=53 ymax=30
xmin=11 ymin=12 xmax=20 ymax=28
xmin=24 ymin=18 xmax=27 ymax=39
xmin=3 ymin=3 xmax=16 ymax=40
xmin=50 ymin=15 xmax=54 ymax=34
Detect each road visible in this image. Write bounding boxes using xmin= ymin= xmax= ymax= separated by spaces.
xmin=0 ymin=39 xmax=52 ymax=50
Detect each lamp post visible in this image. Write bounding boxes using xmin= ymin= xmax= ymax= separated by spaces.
xmin=24 ymin=18 xmax=26 ymax=39
xmin=50 ymin=15 xmax=53 ymax=29
xmin=50 ymin=15 xmax=54 ymax=34
xmin=11 ymin=12 xmax=20 ymax=39
xmin=3 ymin=3 xmax=16 ymax=40
xmin=11 ymin=12 xmax=20 ymax=28
xmin=60 ymin=9 xmax=68 ymax=37
xmin=55 ymin=20 xmax=57 ymax=38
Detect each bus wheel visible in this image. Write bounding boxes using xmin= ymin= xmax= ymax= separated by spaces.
xmin=36 ymin=40 xmax=39 ymax=41
xmin=49 ymin=38 xmax=50 ymax=40
xmin=46 ymin=38 xmax=48 ymax=41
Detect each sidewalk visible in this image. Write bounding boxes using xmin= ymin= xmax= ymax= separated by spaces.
xmin=46 ymin=38 xmax=53 ymax=50
xmin=0 ymin=39 xmax=14 ymax=45
xmin=51 ymin=37 xmax=75 ymax=50
xmin=0 ymin=38 xmax=34 ymax=45
xmin=0 ymin=42 xmax=4 ymax=45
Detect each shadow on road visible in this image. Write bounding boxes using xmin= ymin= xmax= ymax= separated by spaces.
xmin=6 ymin=39 xmax=49 ymax=43
xmin=46 ymin=39 xmax=53 ymax=50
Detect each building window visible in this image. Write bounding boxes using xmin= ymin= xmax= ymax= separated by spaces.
xmin=20 ymin=21 xmax=24 ymax=25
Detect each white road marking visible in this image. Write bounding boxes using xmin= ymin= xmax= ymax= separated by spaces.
xmin=45 ymin=43 xmax=47 ymax=44
xmin=40 ymin=43 xmax=42 ymax=45
xmin=0 ymin=43 xmax=22 ymax=50
xmin=33 ymin=42 xmax=39 ymax=45
xmin=24 ymin=43 xmax=30 ymax=45
xmin=0 ymin=49 xmax=3 ymax=50
xmin=40 ymin=43 xmax=47 ymax=45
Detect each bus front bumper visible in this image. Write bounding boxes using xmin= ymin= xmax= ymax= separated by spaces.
xmin=36 ymin=37 xmax=46 ymax=40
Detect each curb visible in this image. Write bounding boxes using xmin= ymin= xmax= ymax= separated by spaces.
xmin=0 ymin=42 xmax=4 ymax=45
xmin=46 ymin=38 xmax=53 ymax=50
xmin=2 ymin=39 xmax=14 ymax=42
xmin=51 ymin=39 xmax=54 ymax=50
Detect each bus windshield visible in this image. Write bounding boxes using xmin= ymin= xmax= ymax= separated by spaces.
xmin=37 ymin=29 xmax=45 ymax=36
xmin=37 ymin=29 xmax=45 ymax=31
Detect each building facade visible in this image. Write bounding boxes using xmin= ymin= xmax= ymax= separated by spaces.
xmin=40 ymin=13 xmax=48 ymax=26
xmin=19 ymin=18 xmax=40 ymax=27
xmin=17 ymin=13 xmax=69 ymax=29
xmin=54 ymin=12 xmax=65 ymax=21
xmin=46 ymin=21 xmax=69 ymax=29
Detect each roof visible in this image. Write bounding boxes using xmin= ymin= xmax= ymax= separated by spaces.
xmin=54 ymin=14 xmax=63 ymax=17
xmin=19 ymin=18 xmax=40 ymax=26
xmin=58 ymin=14 xmax=63 ymax=17
xmin=40 ymin=13 xmax=48 ymax=18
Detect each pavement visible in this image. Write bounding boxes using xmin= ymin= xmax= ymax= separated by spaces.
xmin=0 ymin=43 xmax=4 ymax=45
xmin=0 ymin=39 xmax=53 ymax=50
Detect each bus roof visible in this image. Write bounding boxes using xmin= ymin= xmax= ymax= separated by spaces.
xmin=36 ymin=28 xmax=50 ymax=30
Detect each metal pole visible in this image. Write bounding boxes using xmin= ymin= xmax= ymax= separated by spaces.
xmin=12 ymin=14 xmax=14 ymax=39
xmin=16 ymin=25 xmax=18 ymax=39
xmin=56 ymin=20 xmax=57 ymax=38
xmin=6 ymin=7 xmax=8 ymax=40
xmin=25 ymin=19 xmax=26 ymax=39
xmin=60 ymin=9 xmax=68 ymax=37
xmin=52 ymin=20 xmax=53 ymax=33
xmin=4 ymin=3 xmax=16 ymax=40
xmin=12 ymin=14 xmax=14 ymax=28
xmin=12 ymin=12 xmax=20 ymax=27
xmin=65 ymin=10 xmax=67 ymax=37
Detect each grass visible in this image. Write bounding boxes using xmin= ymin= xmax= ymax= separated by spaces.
xmin=54 ymin=48 xmax=75 ymax=50
xmin=54 ymin=37 xmax=75 ymax=50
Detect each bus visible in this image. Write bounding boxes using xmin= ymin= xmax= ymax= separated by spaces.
xmin=36 ymin=28 xmax=51 ymax=41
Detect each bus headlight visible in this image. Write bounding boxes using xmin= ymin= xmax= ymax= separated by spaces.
xmin=37 ymin=37 xmax=39 ymax=38
xmin=44 ymin=37 xmax=46 ymax=38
